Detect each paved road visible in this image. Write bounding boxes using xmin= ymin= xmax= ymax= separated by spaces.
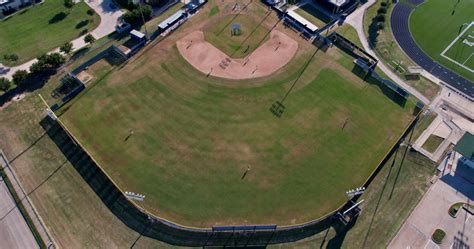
xmin=344 ymin=0 xmax=430 ymax=104
xmin=0 ymin=0 xmax=124 ymax=80
xmin=0 ymin=177 xmax=39 ymax=249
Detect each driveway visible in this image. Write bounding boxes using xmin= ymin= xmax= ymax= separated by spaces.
xmin=0 ymin=0 xmax=124 ymax=80
xmin=0 ymin=177 xmax=39 ymax=249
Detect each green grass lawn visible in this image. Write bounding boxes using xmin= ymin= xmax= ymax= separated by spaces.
xmin=410 ymin=0 xmax=474 ymax=82
xmin=294 ymin=4 xmax=329 ymax=29
xmin=56 ymin=22 xmax=414 ymax=226
xmin=336 ymin=24 xmax=363 ymax=48
xmin=422 ymin=135 xmax=444 ymax=153
xmin=363 ymin=0 xmax=441 ymax=100
xmin=204 ymin=14 xmax=270 ymax=58
xmin=0 ymin=0 xmax=100 ymax=66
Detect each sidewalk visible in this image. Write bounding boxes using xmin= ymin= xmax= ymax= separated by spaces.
xmin=0 ymin=0 xmax=123 ymax=80
xmin=344 ymin=0 xmax=430 ymax=104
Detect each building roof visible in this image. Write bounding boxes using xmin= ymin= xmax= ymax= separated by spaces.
xmin=130 ymin=29 xmax=145 ymax=39
xmin=328 ymin=0 xmax=350 ymax=7
xmin=158 ymin=9 xmax=185 ymax=30
xmin=287 ymin=10 xmax=318 ymax=32
xmin=454 ymin=132 xmax=474 ymax=161
xmin=0 ymin=0 xmax=13 ymax=6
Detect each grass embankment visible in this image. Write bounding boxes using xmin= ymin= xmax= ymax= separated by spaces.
xmin=0 ymin=0 xmax=100 ymax=66
xmin=410 ymin=0 xmax=474 ymax=82
xmin=363 ymin=0 xmax=440 ymax=100
xmin=422 ymin=135 xmax=444 ymax=153
xmin=0 ymin=95 xmax=178 ymax=248
xmin=0 ymin=168 xmax=46 ymax=248
xmin=412 ymin=112 xmax=437 ymax=141
xmin=271 ymin=134 xmax=436 ymax=248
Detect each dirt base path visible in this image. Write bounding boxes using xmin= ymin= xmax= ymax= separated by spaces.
xmin=177 ymin=30 xmax=298 ymax=80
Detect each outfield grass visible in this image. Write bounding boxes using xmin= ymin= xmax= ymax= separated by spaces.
xmin=0 ymin=0 xmax=99 ymax=66
xmin=55 ymin=12 xmax=415 ymax=226
xmin=294 ymin=4 xmax=329 ymax=29
xmin=204 ymin=14 xmax=270 ymax=58
xmin=409 ymin=0 xmax=474 ymax=82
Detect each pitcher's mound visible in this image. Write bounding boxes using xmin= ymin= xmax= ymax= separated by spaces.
xmin=177 ymin=30 xmax=298 ymax=80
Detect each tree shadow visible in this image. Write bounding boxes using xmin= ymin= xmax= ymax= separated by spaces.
xmin=367 ymin=16 xmax=379 ymax=49
xmin=75 ymin=19 xmax=90 ymax=29
xmin=0 ymin=69 xmax=56 ymax=109
xmin=351 ymin=65 xmax=408 ymax=107
xmin=49 ymin=12 xmax=69 ymax=24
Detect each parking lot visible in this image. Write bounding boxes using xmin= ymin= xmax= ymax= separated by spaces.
xmin=389 ymin=165 xmax=473 ymax=249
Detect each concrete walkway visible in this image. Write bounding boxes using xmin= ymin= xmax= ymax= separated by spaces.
xmin=0 ymin=0 xmax=123 ymax=80
xmin=344 ymin=0 xmax=430 ymax=104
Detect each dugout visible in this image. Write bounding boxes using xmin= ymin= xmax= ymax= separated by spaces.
xmin=156 ymin=9 xmax=186 ymax=34
xmin=52 ymin=73 xmax=85 ymax=103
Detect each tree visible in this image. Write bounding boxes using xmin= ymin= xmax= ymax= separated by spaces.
xmin=29 ymin=61 xmax=45 ymax=74
xmin=122 ymin=4 xmax=152 ymax=24
xmin=0 ymin=77 xmax=11 ymax=91
xmin=29 ymin=53 xmax=66 ymax=74
xmin=60 ymin=42 xmax=73 ymax=55
xmin=84 ymin=34 xmax=96 ymax=45
xmin=12 ymin=70 xmax=28 ymax=86
xmin=3 ymin=53 xmax=18 ymax=62
xmin=64 ymin=0 xmax=74 ymax=8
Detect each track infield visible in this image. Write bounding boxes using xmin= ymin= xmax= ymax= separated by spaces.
xmin=57 ymin=1 xmax=415 ymax=227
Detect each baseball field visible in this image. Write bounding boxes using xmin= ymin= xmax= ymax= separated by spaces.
xmin=57 ymin=1 xmax=415 ymax=227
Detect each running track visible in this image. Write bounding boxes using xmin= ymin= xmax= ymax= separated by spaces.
xmin=390 ymin=0 xmax=474 ymax=100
